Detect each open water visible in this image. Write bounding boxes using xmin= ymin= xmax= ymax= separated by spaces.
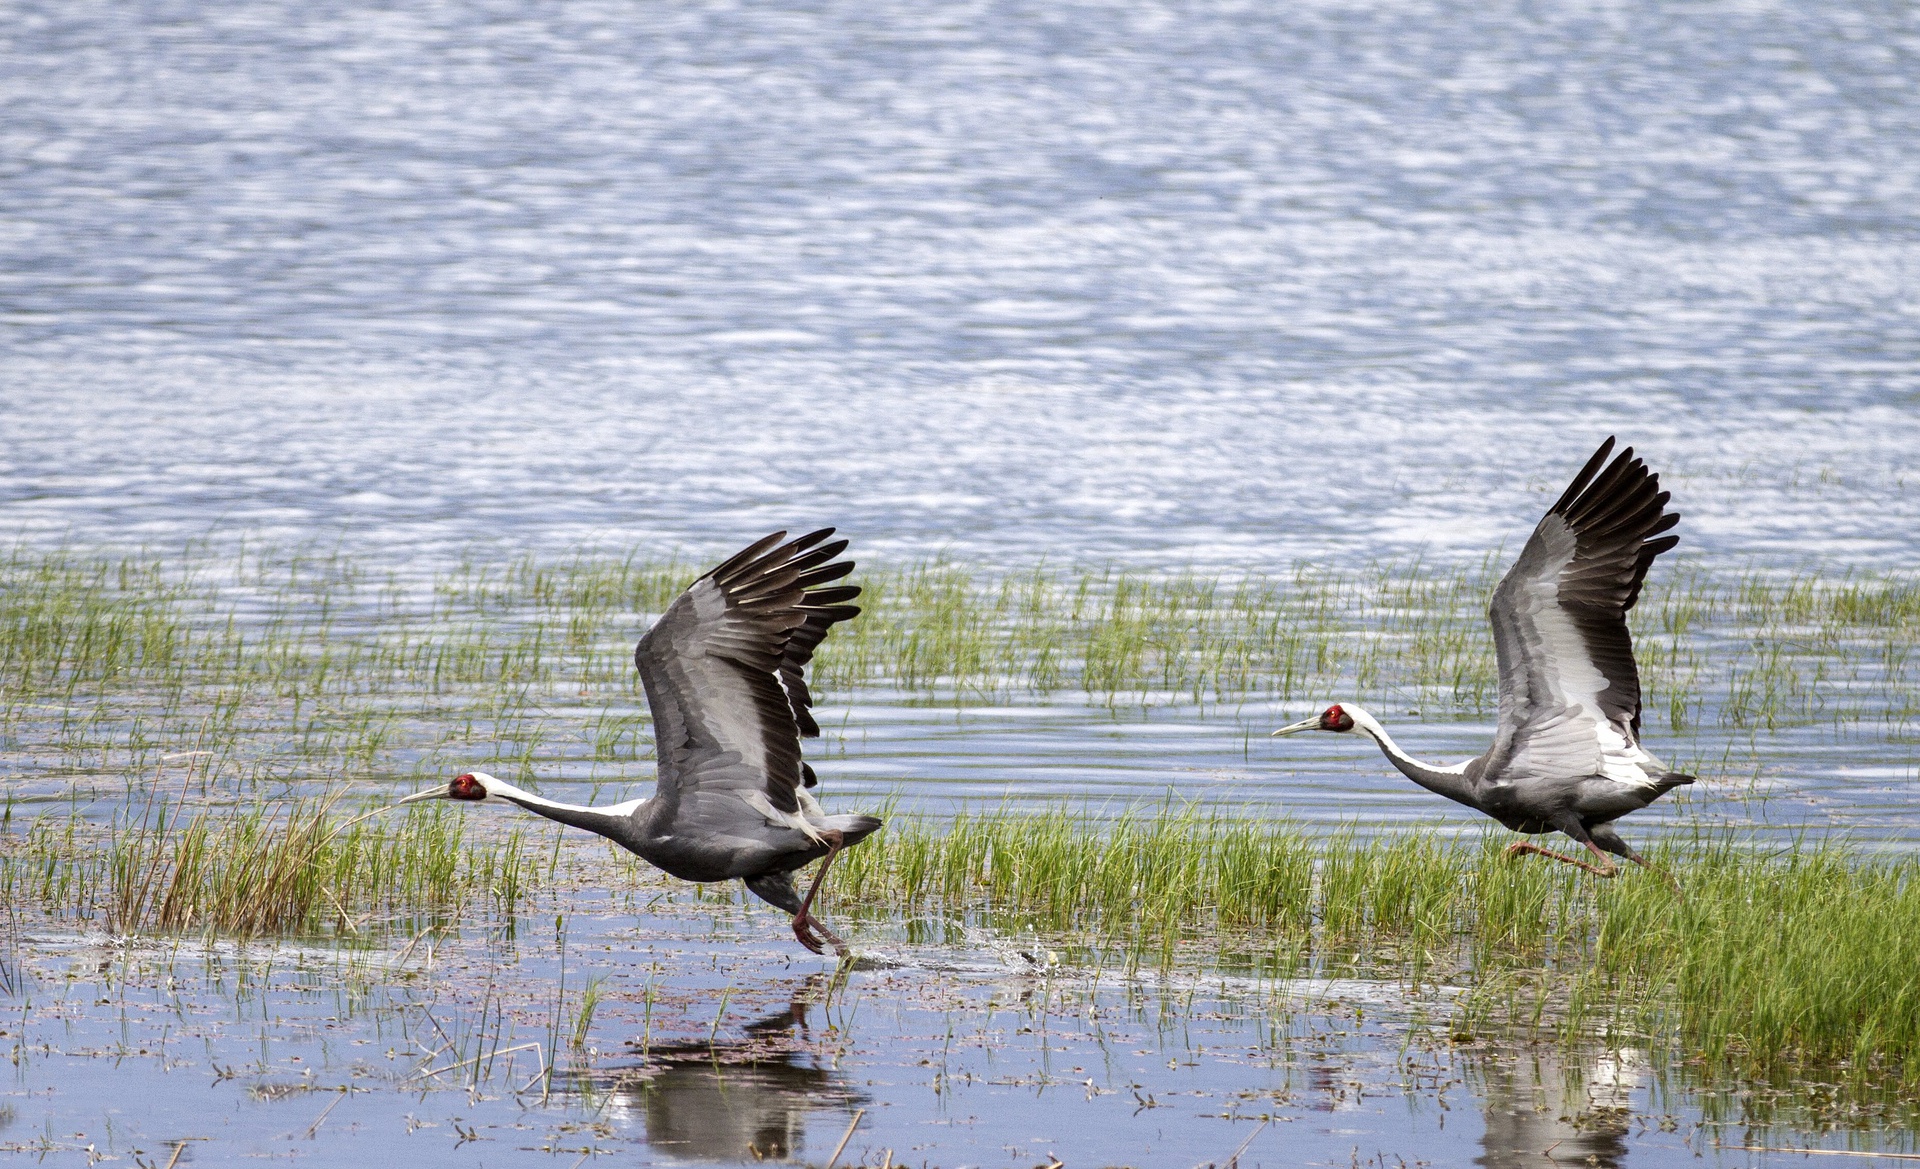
xmin=4 ymin=0 xmax=1920 ymax=1164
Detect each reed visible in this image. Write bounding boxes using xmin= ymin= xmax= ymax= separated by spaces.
xmin=0 ymin=801 xmax=538 ymax=937
xmin=5 ymin=541 xmax=1920 ymax=1086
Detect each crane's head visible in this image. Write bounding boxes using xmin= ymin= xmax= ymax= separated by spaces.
xmin=1272 ymin=703 xmax=1358 ymax=737
xmin=399 ymin=771 xmax=500 ymax=805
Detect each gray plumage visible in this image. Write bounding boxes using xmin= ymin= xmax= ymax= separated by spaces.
xmin=411 ymin=529 xmax=881 ymax=953
xmin=1274 ymin=438 xmax=1690 ymax=881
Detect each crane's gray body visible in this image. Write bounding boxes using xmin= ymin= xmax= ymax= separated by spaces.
xmin=454 ymin=530 xmax=880 ymax=921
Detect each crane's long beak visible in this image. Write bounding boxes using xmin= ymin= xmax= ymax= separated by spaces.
xmin=397 ymin=787 xmax=450 ymax=805
xmin=1271 ymin=716 xmax=1321 ymax=737
xmin=315 ymin=787 xmax=449 ymax=846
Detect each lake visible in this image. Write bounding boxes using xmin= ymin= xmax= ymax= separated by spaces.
xmin=3 ymin=0 xmax=1919 ymax=1164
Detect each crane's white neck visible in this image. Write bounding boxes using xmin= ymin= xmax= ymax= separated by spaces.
xmin=465 ymin=772 xmax=646 ymax=836
xmin=1337 ymin=706 xmax=1479 ymax=809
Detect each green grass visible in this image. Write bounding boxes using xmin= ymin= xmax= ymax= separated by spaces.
xmin=4 ymin=543 xmax=1919 ymax=799
xmin=0 ymin=801 xmax=539 ymax=937
xmin=5 ymin=786 xmax=1914 ymax=1091
xmin=4 ymin=542 xmax=1920 ymax=1091
xmin=834 ymin=809 xmax=1920 ymax=1089
xmin=828 ymin=556 xmax=1920 ymax=732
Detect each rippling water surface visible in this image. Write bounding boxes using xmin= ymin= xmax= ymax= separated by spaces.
xmin=3 ymin=1 xmax=1920 ymax=1163
xmin=5 ymin=0 xmax=1920 ymax=840
xmin=3 ymin=0 xmax=1918 ymax=568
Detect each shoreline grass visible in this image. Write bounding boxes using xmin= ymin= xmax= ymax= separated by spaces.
xmin=834 ymin=809 xmax=1920 ymax=1091
xmin=5 ymin=544 xmax=1918 ymax=797
xmin=1 ymin=788 xmax=1916 ymax=1095
xmin=0 ymin=801 xmax=540 ymax=938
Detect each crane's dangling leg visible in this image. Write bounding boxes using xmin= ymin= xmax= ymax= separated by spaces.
xmin=1506 ymin=818 xmax=1620 ymax=878
xmin=1588 ymin=823 xmax=1683 ymax=895
xmin=791 ymin=830 xmax=848 ymax=956
xmin=1504 ymin=839 xmax=1618 ymax=877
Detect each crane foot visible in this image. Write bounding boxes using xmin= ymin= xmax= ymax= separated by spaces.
xmin=1504 ymin=840 xmax=1619 ymax=878
xmin=792 ymin=912 xmax=846 ymax=956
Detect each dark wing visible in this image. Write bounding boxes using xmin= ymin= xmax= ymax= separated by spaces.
xmin=1484 ymin=438 xmax=1679 ymax=781
xmin=633 ymin=529 xmax=861 ymax=815
xmin=779 ymin=576 xmax=862 ymax=787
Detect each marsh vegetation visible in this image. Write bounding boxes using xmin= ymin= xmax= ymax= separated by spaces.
xmin=6 ymin=543 xmax=1920 ymax=789
xmin=4 ymin=542 xmax=1920 ymax=1119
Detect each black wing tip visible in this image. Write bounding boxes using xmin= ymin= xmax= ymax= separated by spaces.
xmin=1554 ymin=441 xmax=1638 ymax=517
xmin=803 ymin=584 xmax=861 ymax=605
xmin=1547 ymin=437 xmax=1618 ymax=516
xmin=1550 ymin=437 xmax=1677 ymax=533
xmin=794 ymin=556 xmax=856 ymax=587
xmin=705 ymin=530 xmax=789 ymax=583
xmin=703 ymin=530 xmax=861 ymax=611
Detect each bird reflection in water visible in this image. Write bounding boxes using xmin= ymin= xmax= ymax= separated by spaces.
xmin=1473 ymin=1045 xmax=1646 ymax=1169
xmin=583 ymin=979 xmax=863 ymax=1163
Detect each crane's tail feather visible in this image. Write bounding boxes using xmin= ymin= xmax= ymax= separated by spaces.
xmin=824 ymin=813 xmax=883 ymax=845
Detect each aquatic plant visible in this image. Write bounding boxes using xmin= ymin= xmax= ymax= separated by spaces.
xmin=835 ymin=810 xmax=1920 ymax=1089
xmin=0 ymin=800 xmax=537 ymax=937
xmin=4 ymin=542 xmax=1918 ymax=802
xmin=5 ymin=541 xmax=1920 ymax=1090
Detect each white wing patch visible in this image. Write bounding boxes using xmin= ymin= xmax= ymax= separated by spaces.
xmin=1517 ymin=541 xmax=1609 ymax=722
xmin=1598 ymin=719 xmax=1662 ymax=787
xmin=689 ymin=576 xmax=729 ymax=624
xmin=739 ymin=789 xmax=827 ymax=844
xmin=1510 ymin=530 xmax=1657 ymax=789
xmin=680 ymin=578 xmax=773 ymax=780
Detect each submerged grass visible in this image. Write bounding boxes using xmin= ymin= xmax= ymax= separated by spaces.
xmin=8 ymin=784 xmax=1911 ymax=1096
xmin=835 ymin=809 xmax=1920 ymax=1090
xmin=3 ymin=543 xmax=1918 ymax=790
xmin=5 ymin=542 xmax=1917 ymax=803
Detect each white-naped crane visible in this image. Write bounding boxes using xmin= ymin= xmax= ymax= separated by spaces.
xmin=1273 ymin=438 xmax=1691 ymax=883
xmin=404 ymin=530 xmax=881 ymax=954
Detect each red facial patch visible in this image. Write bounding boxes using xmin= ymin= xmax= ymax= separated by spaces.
xmin=449 ymin=773 xmax=486 ymax=801
xmin=1323 ymin=704 xmax=1355 ymax=732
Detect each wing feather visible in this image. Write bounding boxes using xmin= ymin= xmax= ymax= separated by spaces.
xmin=633 ymin=529 xmax=861 ymax=816
xmin=1486 ymin=438 xmax=1679 ymax=783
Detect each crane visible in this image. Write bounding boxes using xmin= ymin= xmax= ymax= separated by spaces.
xmin=404 ymin=529 xmax=881 ymax=953
xmin=1273 ymin=438 xmax=1690 ymax=882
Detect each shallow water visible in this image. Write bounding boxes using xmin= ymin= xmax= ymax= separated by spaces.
xmin=5 ymin=0 xmax=1920 ymax=1162
xmin=6 ymin=876 xmax=1917 ymax=1169
xmin=2 ymin=0 xmax=1919 ymax=843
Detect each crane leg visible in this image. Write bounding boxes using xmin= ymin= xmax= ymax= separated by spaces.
xmin=1588 ymin=824 xmax=1683 ymax=895
xmin=791 ymin=830 xmax=848 ymax=956
xmin=1504 ymin=838 xmax=1618 ymax=878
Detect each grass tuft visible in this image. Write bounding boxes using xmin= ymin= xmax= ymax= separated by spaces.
xmin=0 ymin=800 xmax=537 ymax=938
xmin=835 ymin=810 xmax=1920 ymax=1089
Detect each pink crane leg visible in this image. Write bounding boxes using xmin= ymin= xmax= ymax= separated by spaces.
xmin=791 ymin=831 xmax=848 ymax=955
xmin=1504 ymin=838 xmax=1620 ymax=878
